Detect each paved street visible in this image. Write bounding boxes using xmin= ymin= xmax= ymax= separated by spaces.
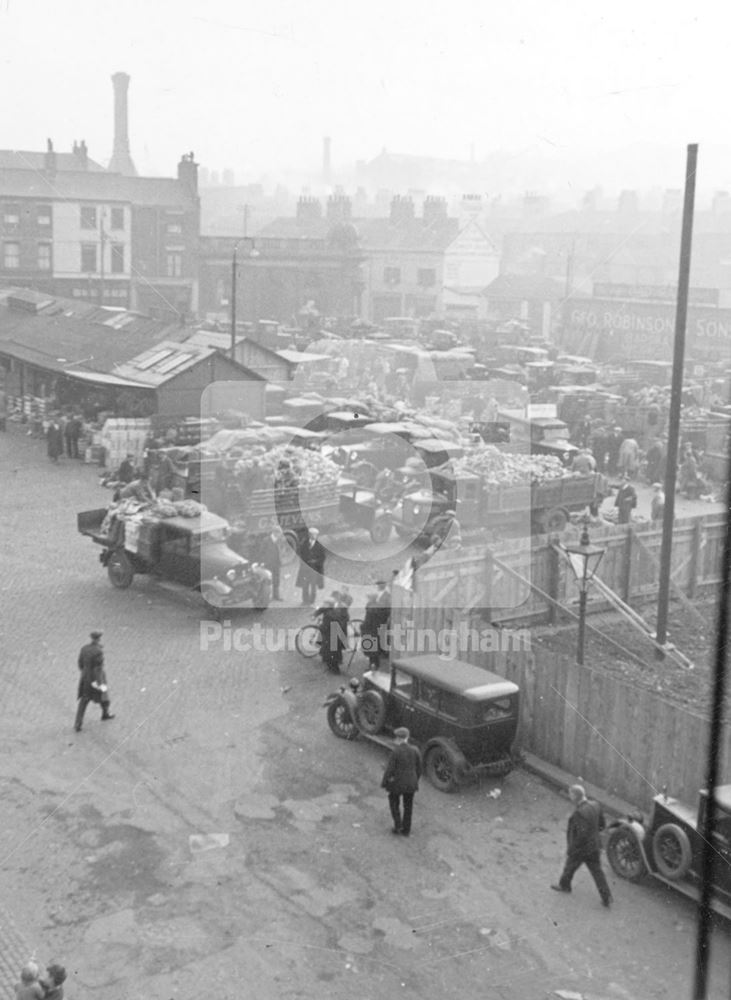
xmin=1 ymin=426 xmax=729 ymax=1000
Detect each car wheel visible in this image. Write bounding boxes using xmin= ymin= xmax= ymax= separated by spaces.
xmin=295 ymin=624 xmax=321 ymax=659
xmin=355 ymin=690 xmax=386 ymax=734
xmin=653 ymin=823 xmax=692 ymax=880
xmin=370 ymin=515 xmax=392 ymax=544
xmin=327 ymin=699 xmax=358 ymax=740
xmin=425 ymin=744 xmax=461 ymax=793
xmin=107 ymin=550 xmax=134 ymax=589
xmin=606 ymin=826 xmax=648 ymax=882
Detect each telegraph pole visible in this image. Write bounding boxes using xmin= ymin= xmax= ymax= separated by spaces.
xmin=655 ymin=144 xmax=698 ymax=655
xmin=230 ymin=243 xmax=238 ymax=358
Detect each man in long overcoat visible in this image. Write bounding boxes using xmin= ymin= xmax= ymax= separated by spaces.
xmin=296 ymin=527 xmax=326 ymax=605
xmin=551 ymin=784 xmax=612 ymax=907
xmin=258 ymin=526 xmax=283 ymax=601
xmin=381 ymin=727 xmax=422 ymax=836
xmin=74 ymin=631 xmax=114 ymax=732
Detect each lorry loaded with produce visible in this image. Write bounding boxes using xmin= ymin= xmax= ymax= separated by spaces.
xmin=77 ymin=495 xmax=273 ymax=610
xmin=391 ymin=445 xmax=608 ymax=542
xmin=171 ymin=441 xmax=395 ymax=558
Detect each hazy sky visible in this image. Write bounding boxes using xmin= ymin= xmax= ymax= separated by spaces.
xmin=2 ymin=0 xmax=729 ymax=189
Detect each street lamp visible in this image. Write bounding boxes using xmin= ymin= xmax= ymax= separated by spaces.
xmin=230 ymin=239 xmax=260 ymax=357
xmin=561 ymin=516 xmax=606 ymax=665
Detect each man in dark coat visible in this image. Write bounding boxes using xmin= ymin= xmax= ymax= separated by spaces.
xmin=614 ymin=474 xmax=637 ymax=524
xmin=551 ymin=784 xmax=612 ymax=907
xmin=46 ymin=419 xmax=63 ymax=463
xmin=381 ymin=727 xmax=422 ymax=836
xmin=296 ymin=527 xmax=326 ymax=605
xmin=74 ymin=631 xmax=115 ymax=732
xmin=605 ymin=426 xmax=623 ymax=476
xmin=258 ymin=526 xmax=283 ymax=600
xmin=361 ymin=593 xmax=382 ymax=669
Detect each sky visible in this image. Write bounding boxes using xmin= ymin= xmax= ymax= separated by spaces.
xmin=2 ymin=0 xmax=730 ymax=194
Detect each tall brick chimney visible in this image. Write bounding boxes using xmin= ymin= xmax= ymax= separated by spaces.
xmin=44 ymin=138 xmax=56 ymax=178
xmin=177 ymin=152 xmax=198 ymax=197
xmin=108 ymin=72 xmax=137 ymax=176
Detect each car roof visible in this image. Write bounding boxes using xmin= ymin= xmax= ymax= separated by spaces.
xmin=392 ymin=655 xmax=519 ymax=698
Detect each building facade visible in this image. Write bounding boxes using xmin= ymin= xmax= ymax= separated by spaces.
xmin=0 ymin=144 xmax=199 ymax=321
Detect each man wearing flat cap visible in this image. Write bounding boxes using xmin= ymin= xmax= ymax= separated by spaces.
xmin=381 ymin=727 xmax=422 ymax=836
xmin=74 ymin=630 xmax=115 ymax=732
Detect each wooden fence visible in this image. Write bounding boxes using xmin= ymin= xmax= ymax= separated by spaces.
xmin=394 ymin=512 xmax=727 ymax=632
xmin=459 ymin=647 xmax=731 ymax=811
xmin=389 ymin=511 xmax=729 ymax=808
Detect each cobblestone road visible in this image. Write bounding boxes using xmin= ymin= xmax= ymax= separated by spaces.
xmin=1 ymin=425 xmax=729 ymax=1000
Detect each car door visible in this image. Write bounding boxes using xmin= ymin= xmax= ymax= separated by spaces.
xmin=409 ymin=678 xmax=443 ymax=744
xmin=156 ymin=525 xmax=192 ymax=584
xmin=386 ymin=665 xmax=418 ymax=732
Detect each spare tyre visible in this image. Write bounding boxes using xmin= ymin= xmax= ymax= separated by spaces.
xmin=355 ymin=690 xmax=386 ymax=734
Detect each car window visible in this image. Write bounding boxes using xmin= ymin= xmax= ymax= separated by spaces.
xmin=414 ymin=680 xmax=440 ymax=712
xmin=391 ymin=668 xmax=413 ymax=699
xmin=439 ymin=690 xmax=461 ymax=721
xmin=161 ymin=529 xmax=189 ymax=556
xmin=479 ymin=697 xmax=514 ymax=722
xmin=714 ymin=814 xmax=731 ymax=844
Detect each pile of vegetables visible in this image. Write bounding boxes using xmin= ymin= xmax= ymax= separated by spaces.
xmin=453 ymin=445 xmax=565 ymax=486
xmin=232 ymin=444 xmax=340 ymax=490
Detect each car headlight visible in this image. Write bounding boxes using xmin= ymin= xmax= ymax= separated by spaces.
xmin=412 ymin=505 xmax=420 ymax=516
xmin=226 ymin=568 xmax=236 ymax=581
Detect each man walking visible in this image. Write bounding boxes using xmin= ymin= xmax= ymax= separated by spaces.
xmin=258 ymin=526 xmax=283 ymax=600
xmin=381 ymin=727 xmax=422 ymax=836
xmin=296 ymin=527 xmax=326 ymax=605
xmin=74 ymin=630 xmax=115 ymax=732
xmin=551 ymin=783 xmax=612 ymax=907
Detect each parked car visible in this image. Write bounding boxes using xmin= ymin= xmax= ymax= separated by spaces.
xmin=605 ymin=785 xmax=731 ymax=921
xmin=325 ymin=654 xmax=520 ymax=792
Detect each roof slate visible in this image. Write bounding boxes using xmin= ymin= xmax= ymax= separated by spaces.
xmin=0 ymin=288 xmax=191 ymax=373
xmin=0 ymin=150 xmax=106 ymax=172
xmin=0 ymin=168 xmax=195 ymax=207
xmin=258 ymin=215 xmax=459 ymax=251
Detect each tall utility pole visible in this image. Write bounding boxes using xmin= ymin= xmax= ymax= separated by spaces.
xmin=655 ymin=144 xmax=698 ymax=655
xmin=99 ymin=209 xmax=106 ymax=306
xmin=230 ymin=243 xmax=238 ymax=358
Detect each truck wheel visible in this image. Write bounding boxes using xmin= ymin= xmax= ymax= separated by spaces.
xmin=200 ymin=584 xmax=223 ymax=620
xmin=327 ymin=699 xmax=358 ymax=740
xmin=606 ymin=826 xmax=647 ymax=882
xmin=355 ymin=690 xmax=386 ymax=734
xmin=370 ymin=515 xmax=392 ymax=544
xmin=107 ymin=551 xmax=134 ymax=589
xmin=543 ymin=507 xmax=568 ymax=533
xmin=425 ymin=745 xmax=461 ymax=793
xmin=653 ymin=823 xmax=692 ymax=880
xmin=279 ymin=530 xmax=299 ymax=565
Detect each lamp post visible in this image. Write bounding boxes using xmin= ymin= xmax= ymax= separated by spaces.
xmin=230 ymin=239 xmax=260 ymax=358
xmin=562 ymin=516 xmax=606 ymax=665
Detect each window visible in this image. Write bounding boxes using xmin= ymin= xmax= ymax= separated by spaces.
xmin=80 ymin=206 xmax=97 ymax=229
xmin=37 ymin=205 xmax=52 ymax=227
xmin=391 ymin=668 xmax=413 ymax=698
xmin=37 ymin=243 xmax=51 ymax=271
xmin=81 ymin=243 xmax=97 ymax=272
xmin=417 ymin=268 xmax=436 ymax=288
xmin=166 ymin=223 xmax=182 ymax=235
xmin=3 ymin=242 xmax=20 ymax=268
xmin=384 ymin=266 xmax=401 ymax=286
xmin=110 ymin=207 xmax=124 ymax=230
xmin=166 ymin=252 xmax=183 ymax=277
xmin=110 ymin=243 xmax=125 ymax=274
xmin=3 ymin=205 xmax=20 ymax=227
xmin=439 ymin=691 xmax=462 ymax=721
xmin=415 ymin=680 xmax=440 ymax=712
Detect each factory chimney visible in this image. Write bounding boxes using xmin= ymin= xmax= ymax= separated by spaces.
xmin=108 ymin=72 xmax=137 ymax=176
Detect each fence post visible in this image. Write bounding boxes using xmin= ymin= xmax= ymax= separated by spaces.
xmin=620 ymin=526 xmax=633 ymax=603
xmin=687 ymin=519 xmax=702 ymax=598
xmin=546 ymin=543 xmax=560 ymax=625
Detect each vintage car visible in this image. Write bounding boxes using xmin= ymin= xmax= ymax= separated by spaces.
xmin=605 ymin=785 xmax=731 ymax=920
xmin=325 ymin=655 xmax=520 ymax=792
xmin=77 ymin=508 xmax=273 ymax=609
